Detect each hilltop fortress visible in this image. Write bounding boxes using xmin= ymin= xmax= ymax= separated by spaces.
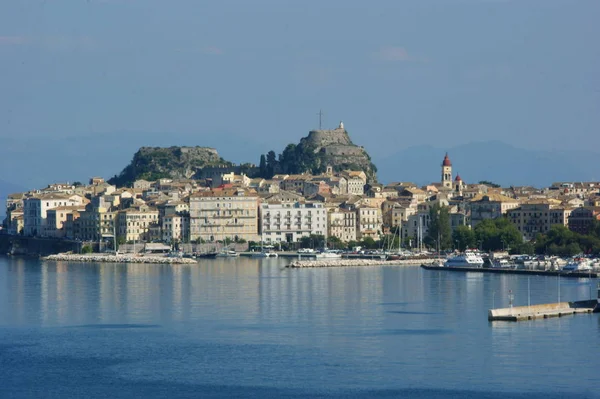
xmin=299 ymin=121 xmax=377 ymax=181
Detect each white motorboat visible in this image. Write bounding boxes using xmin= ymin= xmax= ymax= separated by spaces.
xmin=315 ymin=250 xmax=342 ymax=259
xmin=491 ymin=258 xmax=515 ymax=268
xmin=444 ymin=251 xmax=484 ymax=268
xmin=562 ymin=257 xmax=593 ymax=272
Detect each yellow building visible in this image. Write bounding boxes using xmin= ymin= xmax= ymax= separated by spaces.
xmin=189 ymin=188 xmax=259 ymax=242
xmin=469 ymin=193 xmax=520 ymax=228
xmin=116 ymin=205 xmax=159 ymax=242
xmin=506 ymin=201 xmax=572 ymax=241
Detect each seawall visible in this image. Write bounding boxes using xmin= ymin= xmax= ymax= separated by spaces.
xmin=0 ymin=235 xmax=80 ymax=256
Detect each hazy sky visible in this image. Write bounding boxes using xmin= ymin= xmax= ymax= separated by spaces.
xmin=1 ymin=0 xmax=598 ymax=161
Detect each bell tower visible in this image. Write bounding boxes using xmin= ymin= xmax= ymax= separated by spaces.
xmin=441 ymin=153 xmax=452 ymax=189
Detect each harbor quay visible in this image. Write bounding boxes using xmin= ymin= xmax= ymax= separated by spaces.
xmin=420 ymin=264 xmax=598 ymax=278
xmin=287 ymin=258 xmax=430 ymax=268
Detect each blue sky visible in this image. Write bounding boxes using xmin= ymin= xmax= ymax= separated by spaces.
xmin=1 ymin=0 xmax=598 ymax=172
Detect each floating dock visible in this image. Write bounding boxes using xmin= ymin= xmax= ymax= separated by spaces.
xmin=488 ymin=300 xmax=599 ymax=321
xmin=421 ymin=264 xmax=598 ymax=278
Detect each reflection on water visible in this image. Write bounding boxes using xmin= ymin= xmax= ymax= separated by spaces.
xmin=0 ymin=256 xmax=599 ymax=398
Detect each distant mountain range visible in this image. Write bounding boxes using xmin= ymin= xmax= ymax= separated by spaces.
xmin=375 ymin=140 xmax=600 ymax=187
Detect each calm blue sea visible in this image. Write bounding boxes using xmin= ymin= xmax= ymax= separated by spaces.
xmin=0 ymin=256 xmax=598 ymax=398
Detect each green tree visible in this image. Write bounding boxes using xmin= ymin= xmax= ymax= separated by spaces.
xmin=259 ymin=154 xmax=267 ymax=177
xmin=360 ymin=237 xmax=377 ymax=249
xmin=473 ymin=218 xmax=522 ymax=252
xmin=81 ymin=245 xmax=93 ymax=254
xmin=425 ymin=204 xmax=452 ymax=250
xmin=478 ymin=180 xmax=501 ymax=188
xmin=266 ymin=151 xmax=278 ymax=179
xmin=299 ymin=234 xmax=325 ymax=249
xmin=452 ymin=225 xmax=476 ymax=251
xmin=327 ymin=235 xmax=343 ymax=249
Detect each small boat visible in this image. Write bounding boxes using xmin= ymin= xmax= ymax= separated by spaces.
xmin=252 ymin=250 xmax=278 ymax=258
xmin=491 ymin=258 xmax=515 ymax=268
xmin=562 ymin=257 xmax=593 ymax=272
xmin=197 ymin=252 xmax=218 ymax=259
xmin=315 ymin=250 xmax=342 ymax=259
xmin=444 ymin=251 xmax=484 ymax=268
xmin=216 ymin=249 xmax=239 ymax=258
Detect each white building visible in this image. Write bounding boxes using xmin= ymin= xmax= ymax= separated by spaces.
xmin=23 ymin=194 xmax=84 ymax=236
xmin=260 ymin=201 xmax=327 ymax=244
xmin=162 ymin=214 xmax=190 ymax=243
xmin=327 ymin=208 xmax=357 ymax=243
xmin=356 ymin=205 xmax=383 ymax=240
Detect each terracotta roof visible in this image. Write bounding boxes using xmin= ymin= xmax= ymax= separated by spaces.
xmin=442 ymin=153 xmax=451 ymax=167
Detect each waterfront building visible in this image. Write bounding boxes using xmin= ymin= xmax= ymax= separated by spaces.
xmin=116 ymin=205 xmax=160 ymax=242
xmin=7 ymin=211 xmax=24 ymax=235
xmin=506 ymin=201 xmax=572 ymax=241
xmin=189 ymin=188 xmax=259 ymax=243
xmin=45 ymin=206 xmax=87 ymax=238
xmin=259 ymin=201 xmax=327 ymax=244
xmin=327 ymin=208 xmax=357 ymax=243
xmin=162 ymin=213 xmax=190 ymax=243
xmin=468 ymin=194 xmax=520 ymax=228
xmin=74 ymin=205 xmax=118 ymax=242
xmin=356 ymin=205 xmax=382 ymax=240
xmin=402 ymin=207 xmax=430 ymax=248
xmin=568 ymin=206 xmax=600 ymax=235
xmin=382 ymin=199 xmax=417 ymax=228
xmin=23 ymin=194 xmax=84 ymax=236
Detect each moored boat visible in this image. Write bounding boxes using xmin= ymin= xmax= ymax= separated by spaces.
xmin=562 ymin=257 xmax=593 ymax=272
xmin=315 ymin=250 xmax=342 ymax=259
xmin=444 ymin=251 xmax=484 ymax=268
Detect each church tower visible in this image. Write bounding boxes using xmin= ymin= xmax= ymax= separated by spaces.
xmin=454 ymin=174 xmax=464 ymax=196
xmin=441 ymin=153 xmax=452 ymax=189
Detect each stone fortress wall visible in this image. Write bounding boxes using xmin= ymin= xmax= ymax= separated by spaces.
xmin=322 ymin=145 xmax=365 ymax=157
xmin=303 ymin=127 xmax=353 ymax=148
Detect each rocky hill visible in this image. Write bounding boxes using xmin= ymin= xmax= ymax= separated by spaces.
xmin=108 ymin=146 xmax=232 ymax=187
xmin=262 ymin=122 xmax=378 ymax=182
xmin=303 ymin=123 xmax=377 ymax=181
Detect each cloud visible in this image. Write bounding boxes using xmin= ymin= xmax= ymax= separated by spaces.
xmin=0 ymin=36 xmax=29 ymax=46
xmin=374 ymin=46 xmax=417 ymax=62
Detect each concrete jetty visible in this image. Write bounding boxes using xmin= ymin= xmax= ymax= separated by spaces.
xmin=287 ymin=258 xmax=431 ymax=268
xmin=44 ymin=253 xmax=197 ymax=265
xmin=489 ymin=283 xmax=600 ymax=321
xmin=421 ymin=264 xmax=598 ymax=278
xmin=488 ymin=300 xmax=599 ymax=322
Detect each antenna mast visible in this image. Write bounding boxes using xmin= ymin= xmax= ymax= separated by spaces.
xmin=317 ymin=109 xmax=324 ymax=130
